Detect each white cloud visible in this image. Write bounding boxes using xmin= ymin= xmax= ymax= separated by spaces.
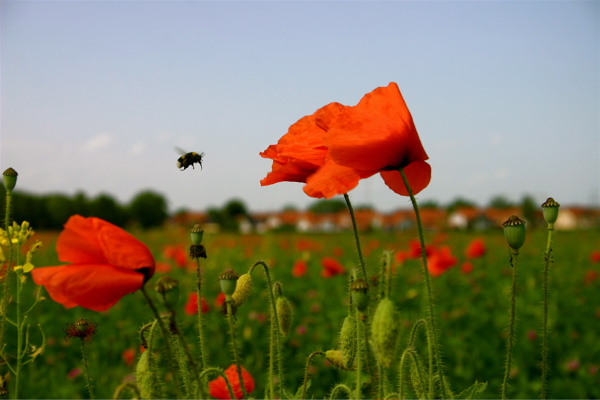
xmin=85 ymin=133 xmax=113 ymax=151
xmin=130 ymin=142 xmax=145 ymax=155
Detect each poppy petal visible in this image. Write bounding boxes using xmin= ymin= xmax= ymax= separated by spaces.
xmin=31 ymin=264 xmax=145 ymax=312
xmin=55 ymin=215 xmax=108 ymax=264
xmin=95 ymin=219 xmax=155 ymax=272
xmin=380 ymin=161 xmax=431 ymax=196
xmin=325 ymin=82 xmax=428 ymax=171
xmin=303 ymin=158 xmax=377 ymax=199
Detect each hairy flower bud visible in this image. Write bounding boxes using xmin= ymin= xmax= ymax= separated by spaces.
xmin=325 ymin=349 xmax=355 ymax=371
xmin=350 ymin=278 xmax=369 ymax=315
xmin=276 ymin=296 xmax=293 ymax=336
xmin=371 ymin=297 xmax=399 ymax=368
xmin=339 ymin=314 xmax=357 ymax=369
xmin=232 ymin=273 xmax=252 ymax=307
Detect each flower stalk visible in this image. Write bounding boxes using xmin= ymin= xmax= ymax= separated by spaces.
xmin=399 ymin=168 xmax=447 ymax=399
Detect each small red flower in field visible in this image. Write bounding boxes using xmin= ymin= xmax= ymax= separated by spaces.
xmin=292 ymin=259 xmax=308 ymax=277
xmin=215 ymin=292 xmax=226 ymax=309
xmin=208 ymin=364 xmax=255 ymax=399
xmin=184 ymin=292 xmax=210 ymax=316
xmin=590 ymin=250 xmax=600 ymax=263
xmin=67 ymin=367 xmax=82 ymax=380
xmin=408 ymin=240 xmax=435 ymax=259
xmin=460 ymin=261 xmax=473 ymax=274
xmin=584 ymin=269 xmax=598 ymax=286
xmin=427 ymin=246 xmax=458 ymax=277
xmin=465 ymin=238 xmax=486 ymax=259
xmin=122 ymin=348 xmax=136 ymax=367
xmin=321 ymin=257 xmax=345 ymax=278
xmin=31 ymin=215 xmax=155 ymax=312
xmin=163 ymin=245 xmax=188 ymax=268
xmin=260 ymin=82 xmax=431 ymax=198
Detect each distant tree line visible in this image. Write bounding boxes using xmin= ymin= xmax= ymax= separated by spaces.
xmin=0 ymin=187 xmax=169 ymax=230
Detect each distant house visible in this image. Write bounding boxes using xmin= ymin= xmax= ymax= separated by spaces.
xmin=555 ymin=207 xmax=600 ymax=230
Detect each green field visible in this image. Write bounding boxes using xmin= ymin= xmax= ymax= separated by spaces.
xmin=2 ymin=226 xmax=600 ymax=399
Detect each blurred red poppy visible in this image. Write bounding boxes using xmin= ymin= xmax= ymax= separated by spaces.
xmin=461 ymin=261 xmax=474 ymax=274
xmin=590 ymin=250 xmax=600 ymax=264
xmin=465 ymin=238 xmax=486 ymax=259
xmin=427 ymin=246 xmax=458 ymax=277
xmin=292 ymin=259 xmax=308 ymax=278
xmin=184 ymin=292 xmax=210 ymax=316
xmin=215 ymin=292 xmax=226 ymax=308
xmin=122 ymin=347 xmax=136 ymax=367
xmin=208 ymin=364 xmax=255 ymax=399
xmin=31 ymin=215 xmax=155 ymax=312
xmin=408 ymin=239 xmax=435 ymax=259
xmin=260 ymin=82 xmax=430 ymax=198
xmin=321 ymin=257 xmax=345 ymax=278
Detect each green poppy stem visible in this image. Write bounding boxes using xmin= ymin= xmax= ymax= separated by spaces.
xmin=502 ymin=249 xmax=520 ymax=400
xmin=344 ymin=194 xmax=368 ymax=281
xmin=80 ymin=339 xmax=95 ymax=399
xmin=195 ymin=258 xmax=209 ymax=370
xmin=399 ymin=168 xmax=448 ymax=399
xmin=541 ymin=226 xmax=554 ymax=399
xmin=225 ymin=300 xmax=249 ymax=399
xmin=300 ymin=351 xmax=325 ymax=400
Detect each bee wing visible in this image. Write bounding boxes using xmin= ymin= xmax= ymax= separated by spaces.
xmin=174 ymin=146 xmax=188 ymax=156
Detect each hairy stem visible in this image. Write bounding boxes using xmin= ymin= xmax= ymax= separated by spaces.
xmin=226 ymin=300 xmax=248 ymax=399
xmin=300 ymin=351 xmax=324 ymax=400
xmin=250 ymin=260 xmax=285 ymax=398
xmin=344 ymin=194 xmax=368 ymax=281
xmin=540 ymin=227 xmax=554 ymax=399
xmin=140 ymin=285 xmax=182 ymax=398
xmin=399 ymin=168 xmax=447 ymax=399
xmin=502 ymin=250 xmax=519 ymax=399
xmin=80 ymin=340 xmax=95 ymax=399
xmin=195 ymin=259 xmax=209 ymax=371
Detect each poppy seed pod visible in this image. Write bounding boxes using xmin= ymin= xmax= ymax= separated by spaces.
xmin=339 ymin=314 xmax=357 ymax=369
xmin=276 ymin=296 xmax=293 ymax=336
xmin=2 ymin=168 xmax=17 ymax=191
xmin=190 ymin=224 xmax=204 ymax=245
xmin=232 ymin=273 xmax=253 ymax=307
xmin=350 ymin=278 xmax=369 ymax=314
xmin=502 ymin=216 xmax=526 ymax=252
xmin=219 ymin=269 xmax=239 ymax=298
xmin=541 ymin=198 xmax=560 ymax=228
xmin=155 ymin=276 xmax=180 ymax=310
xmin=371 ymin=297 xmax=399 ymax=368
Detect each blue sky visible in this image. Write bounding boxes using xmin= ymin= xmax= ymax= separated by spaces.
xmin=1 ymin=1 xmax=598 ymax=213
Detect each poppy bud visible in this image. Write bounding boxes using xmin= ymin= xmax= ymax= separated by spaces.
xmin=371 ymin=297 xmax=399 ymax=368
xmin=541 ymin=198 xmax=560 ymax=228
xmin=350 ymin=278 xmax=369 ymax=315
xmin=232 ymin=273 xmax=253 ymax=307
xmin=190 ymin=224 xmax=204 ymax=245
xmin=325 ymin=349 xmax=355 ymax=371
xmin=2 ymin=168 xmax=17 ymax=191
xmin=136 ymin=350 xmax=158 ymax=399
xmin=502 ymin=216 xmax=526 ymax=253
xmin=219 ymin=269 xmax=239 ymax=299
xmin=154 ymin=276 xmax=180 ymax=310
xmin=339 ymin=314 xmax=357 ymax=369
xmin=276 ymin=296 xmax=293 ymax=336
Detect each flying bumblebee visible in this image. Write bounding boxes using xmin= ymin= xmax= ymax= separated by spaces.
xmin=175 ymin=147 xmax=204 ymax=171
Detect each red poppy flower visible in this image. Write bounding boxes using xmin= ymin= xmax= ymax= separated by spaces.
xmin=321 ymin=257 xmax=345 ymax=278
xmin=122 ymin=347 xmax=136 ymax=367
xmin=590 ymin=250 xmax=600 ymax=264
xmin=465 ymin=238 xmax=486 ymax=259
xmin=461 ymin=261 xmax=474 ymax=274
xmin=215 ymin=292 xmax=226 ymax=309
xmin=208 ymin=364 xmax=255 ymax=399
xmin=31 ymin=215 xmax=155 ymax=312
xmin=184 ymin=292 xmax=210 ymax=316
xmin=260 ymin=82 xmax=431 ymax=198
xmin=292 ymin=259 xmax=308 ymax=278
xmin=427 ymin=246 xmax=458 ymax=277
xmin=407 ymin=239 xmax=435 ymax=259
